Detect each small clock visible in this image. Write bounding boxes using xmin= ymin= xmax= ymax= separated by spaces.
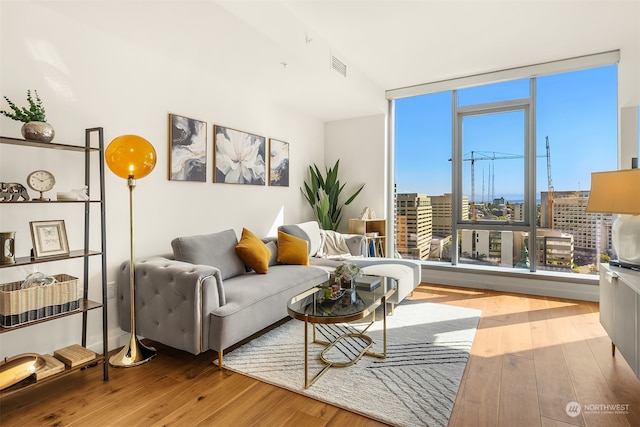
xmin=27 ymin=170 xmax=56 ymax=201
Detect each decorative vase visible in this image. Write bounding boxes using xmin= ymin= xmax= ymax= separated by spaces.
xmin=21 ymin=121 xmax=55 ymax=143
xmin=0 ymin=231 xmax=16 ymax=264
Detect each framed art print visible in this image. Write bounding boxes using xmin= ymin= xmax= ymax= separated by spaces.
xmin=213 ymin=125 xmax=266 ymax=185
xmin=169 ymin=114 xmax=207 ymax=182
xmin=29 ymin=220 xmax=70 ymax=258
xmin=269 ymin=138 xmax=289 ymax=187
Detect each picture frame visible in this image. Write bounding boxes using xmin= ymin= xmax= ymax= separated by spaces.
xmin=168 ymin=114 xmax=207 ymax=182
xmin=213 ymin=125 xmax=266 ymax=185
xmin=269 ymin=138 xmax=289 ymax=187
xmin=29 ymin=220 xmax=70 ymax=258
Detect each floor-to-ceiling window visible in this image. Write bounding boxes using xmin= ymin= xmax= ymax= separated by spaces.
xmin=392 ymin=54 xmax=618 ymax=276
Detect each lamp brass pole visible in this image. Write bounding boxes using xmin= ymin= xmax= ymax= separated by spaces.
xmin=105 ymin=134 xmax=157 ymax=368
xmin=109 ymin=176 xmax=156 ymax=367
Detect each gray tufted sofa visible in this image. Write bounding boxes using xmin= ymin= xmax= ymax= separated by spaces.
xmin=116 ymin=222 xmax=421 ymax=367
xmin=115 ymin=226 xmax=364 ymax=367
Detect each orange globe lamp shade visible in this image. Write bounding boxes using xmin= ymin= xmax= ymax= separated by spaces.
xmin=105 ymin=135 xmax=157 ymax=179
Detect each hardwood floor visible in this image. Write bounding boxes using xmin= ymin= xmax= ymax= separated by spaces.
xmin=1 ymin=283 xmax=639 ymax=426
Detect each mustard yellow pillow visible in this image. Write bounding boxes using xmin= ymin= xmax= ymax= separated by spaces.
xmin=277 ymin=231 xmax=309 ymax=265
xmin=235 ymin=228 xmax=271 ymax=274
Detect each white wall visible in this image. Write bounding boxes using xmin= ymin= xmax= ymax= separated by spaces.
xmin=0 ymin=1 xmax=327 ymax=357
xmin=324 ymin=114 xmax=387 ymax=233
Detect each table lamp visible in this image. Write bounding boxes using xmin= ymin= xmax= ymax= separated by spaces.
xmin=586 ymin=160 xmax=640 ymax=269
xmin=105 ymin=134 xmax=158 ymax=367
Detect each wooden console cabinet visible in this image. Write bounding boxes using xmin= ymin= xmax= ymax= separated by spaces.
xmin=599 ymin=263 xmax=640 ymax=380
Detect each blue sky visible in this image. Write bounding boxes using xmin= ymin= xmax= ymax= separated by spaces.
xmin=395 ymin=65 xmax=618 ymax=202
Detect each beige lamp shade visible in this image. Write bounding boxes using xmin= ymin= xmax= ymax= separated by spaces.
xmin=105 ymin=135 xmax=157 ymax=179
xmin=585 ymin=169 xmax=640 ymax=215
xmin=586 ymin=168 xmax=640 ymax=265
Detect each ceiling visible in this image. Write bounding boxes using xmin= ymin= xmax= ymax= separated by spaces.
xmin=221 ymin=0 xmax=640 ymax=121
xmin=43 ymin=0 xmax=640 ymax=122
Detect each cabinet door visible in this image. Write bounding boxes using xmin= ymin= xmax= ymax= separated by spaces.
xmin=614 ymin=279 xmax=637 ymax=376
xmin=599 ymin=266 xmax=616 ymax=340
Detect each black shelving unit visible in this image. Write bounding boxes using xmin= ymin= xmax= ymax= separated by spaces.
xmin=0 ymin=128 xmax=109 ymax=396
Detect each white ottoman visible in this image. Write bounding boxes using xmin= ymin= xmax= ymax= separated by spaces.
xmin=360 ymin=263 xmax=416 ymax=306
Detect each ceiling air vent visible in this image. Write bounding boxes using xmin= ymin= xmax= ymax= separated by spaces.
xmin=330 ymin=53 xmax=347 ymax=77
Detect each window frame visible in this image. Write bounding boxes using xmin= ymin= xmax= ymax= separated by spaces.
xmin=387 ymin=51 xmax=621 ymax=279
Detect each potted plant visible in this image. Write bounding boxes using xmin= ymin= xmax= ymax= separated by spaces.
xmin=301 ymin=159 xmax=364 ymax=231
xmin=333 ymin=261 xmax=363 ymax=289
xmin=0 ymin=90 xmax=54 ymax=142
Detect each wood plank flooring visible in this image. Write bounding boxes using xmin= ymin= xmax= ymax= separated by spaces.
xmin=1 ymin=283 xmax=639 ymax=426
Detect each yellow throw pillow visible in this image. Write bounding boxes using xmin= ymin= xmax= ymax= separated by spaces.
xmin=235 ymin=228 xmax=271 ymax=274
xmin=277 ymin=231 xmax=309 ymax=265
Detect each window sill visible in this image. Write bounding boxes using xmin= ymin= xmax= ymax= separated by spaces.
xmin=416 ymin=260 xmax=599 ymax=301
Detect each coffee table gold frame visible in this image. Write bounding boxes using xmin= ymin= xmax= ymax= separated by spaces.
xmin=288 ymin=285 xmax=396 ymax=389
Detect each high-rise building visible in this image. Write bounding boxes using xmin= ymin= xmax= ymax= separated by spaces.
xmin=429 ymin=193 xmax=469 ymax=237
xmin=461 ymin=230 xmax=514 ymax=267
xmin=396 ymin=193 xmax=432 ymax=260
xmin=541 ymin=190 xmax=613 ymax=254
xmin=535 ymin=229 xmax=575 ymax=270
xmin=512 ymin=203 xmax=525 ymax=222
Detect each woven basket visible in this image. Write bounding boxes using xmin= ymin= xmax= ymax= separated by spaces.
xmin=0 ymin=274 xmax=80 ymax=327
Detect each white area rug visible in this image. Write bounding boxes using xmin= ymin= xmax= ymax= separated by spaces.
xmin=222 ymin=301 xmax=481 ymax=427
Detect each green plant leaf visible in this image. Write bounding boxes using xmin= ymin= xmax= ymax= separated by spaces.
xmin=0 ymin=90 xmax=47 ymax=123
xmin=345 ymin=184 xmax=365 ymax=205
xmin=300 ymin=159 xmax=365 ymax=231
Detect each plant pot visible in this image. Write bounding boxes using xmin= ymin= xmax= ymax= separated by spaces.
xmin=21 ymin=121 xmax=55 ymax=143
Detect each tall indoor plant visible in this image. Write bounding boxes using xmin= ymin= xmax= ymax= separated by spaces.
xmin=301 ymin=159 xmax=364 ymax=230
xmin=0 ymin=89 xmax=54 ymax=142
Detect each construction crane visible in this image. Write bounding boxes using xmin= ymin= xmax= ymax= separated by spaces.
xmin=463 ymin=151 xmax=523 ymax=218
xmin=462 ymin=148 xmax=553 ymax=220
xmin=545 ymin=136 xmax=554 ymax=229
xmin=453 ymin=144 xmax=554 ymax=220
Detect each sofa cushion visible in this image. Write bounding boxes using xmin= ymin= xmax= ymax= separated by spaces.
xmin=278 ymin=221 xmax=321 ymax=256
xmin=171 ymin=229 xmax=246 ymax=280
xmin=265 ymin=241 xmax=278 ymax=266
xmin=235 ymin=228 xmax=271 ymax=274
xmin=277 ymin=231 xmax=309 ymax=265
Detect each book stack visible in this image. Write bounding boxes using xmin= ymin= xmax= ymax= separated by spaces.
xmin=355 ymin=275 xmax=381 ymax=291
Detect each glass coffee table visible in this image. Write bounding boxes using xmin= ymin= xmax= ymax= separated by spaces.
xmin=287 ymin=275 xmax=396 ymax=388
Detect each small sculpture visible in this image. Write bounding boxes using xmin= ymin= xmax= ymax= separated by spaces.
xmin=0 ymin=182 xmax=30 ymax=201
xmin=72 ymin=186 xmax=89 ymax=201
xmin=57 ymin=186 xmax=89 ymax=201
xmin=360 ymin=206 xmax=376 ymax=220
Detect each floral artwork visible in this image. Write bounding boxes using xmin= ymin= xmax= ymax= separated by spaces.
xmin=214 ymin=125 xmax=265 ymax=185
xmin=269 ymin=139 xmax=289 ymax=187
xmin=169 ymin=114 xmax=207 ymax=182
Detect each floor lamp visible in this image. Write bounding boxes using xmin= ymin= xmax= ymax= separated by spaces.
xmin=106 ymin=134 xmax=158 ymax=367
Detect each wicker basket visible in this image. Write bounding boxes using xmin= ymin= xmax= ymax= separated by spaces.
xmin=0 ymin=274 xmax=80 ymax=327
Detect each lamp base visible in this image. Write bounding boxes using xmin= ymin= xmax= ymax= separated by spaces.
xmin=109 ymin=333 xmax=157 ymax=368
xmin=609 ymin=259 xmax=640 ymax=272
xmin=612 ymin=214 xmax=640 ymax=266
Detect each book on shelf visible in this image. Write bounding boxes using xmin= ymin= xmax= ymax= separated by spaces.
xmin=53 ymin=344 xmax=96 ymax=367
xmin=35 ymin=354 xmax=66 ymax=380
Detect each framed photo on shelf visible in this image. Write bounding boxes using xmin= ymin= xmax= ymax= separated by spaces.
xmin=268 ymin=138 xmax=289 ymax=187
xmin=29 ymin=220 xmax=70 ymax=258
xmin=168 ymin=114 xmax=207 ymax=182
xmin=213 ymin=125 xmax=266 ymax=185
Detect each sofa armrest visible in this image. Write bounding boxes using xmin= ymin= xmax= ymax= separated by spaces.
xmin=343 ymin=233 xmax=368 ymax=257
xmin=116 ymin=256 xmax=225 ymax=355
